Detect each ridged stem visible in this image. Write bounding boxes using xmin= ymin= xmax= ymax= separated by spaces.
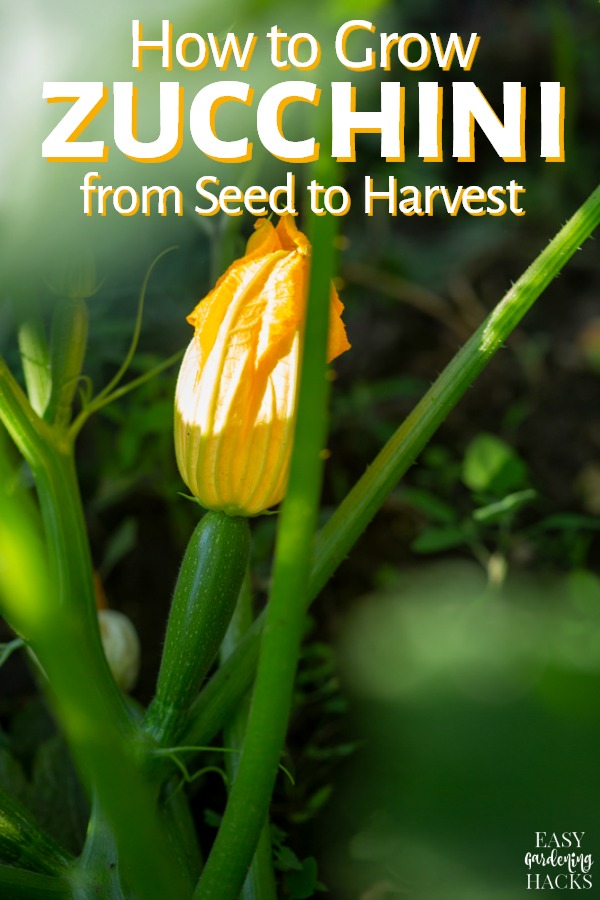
xmin=221 ymin=577 xmax=278 ymax=900
xmin=0 ymin=362 xmax=189 ymax=899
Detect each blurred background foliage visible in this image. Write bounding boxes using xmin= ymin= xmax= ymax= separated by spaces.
xmin=0 ymin=0 xmax=599 ymax=896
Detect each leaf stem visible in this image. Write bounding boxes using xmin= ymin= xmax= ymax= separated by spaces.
xmin=0 ymin=448 xmax=191 ymax=900
xmin=311 ymin=183 xmax=600 ymax=593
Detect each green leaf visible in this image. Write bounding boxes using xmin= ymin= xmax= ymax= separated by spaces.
xmin=473 ymin=489 xmax=537 ymax=524
xmin=99 ymin=517 xmax=137 ymax=579
xmin=323 ymin=695 xmax=349 ymax=715
xmin=8 ymin=699 xmax=55 ymax=766
xmin=567 ymin=569 xmax=600 ymax=616
xmin=286 ymin=857 xmax=321 ymax=899
xmin=529 ymin=514 xmax=600 ymax=534
xmin=305 ymin=740 xmax=358 ymax=760
xmin=411 ymin=525 xmax=472 ymax=554
xmin=290 ymin=785 xmax=335 ymax=823
xmin=203 ymin=809 xmax=222 ymax=828
xmin=274 ymin=844 xmax=303 ymax=872
xmin=0 ymin=747 xmax=29 ymax=806
xmin=269 ymin=823 xmax=287 ymax=849
xmin=28 ymin=736 xmax=88 ymax=855
xmin=462 ymin=433 xmax=528 ymax=495
xmin=422 ymin=444 xmax=454 ymax=470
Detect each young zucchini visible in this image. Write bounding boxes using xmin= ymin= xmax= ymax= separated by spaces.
xmin=144 ymin=510 xmax=250 ymax=747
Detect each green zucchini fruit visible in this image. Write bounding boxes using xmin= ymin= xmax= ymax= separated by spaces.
xmin=144 ymin=510 xmax=250 ymax=747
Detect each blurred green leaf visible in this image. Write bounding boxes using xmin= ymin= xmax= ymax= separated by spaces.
xmin=567 ymin=569 xmax=600 ymax=616
xmin=305 ymin=741 xmax=357 ymax=761
xmin=8 ymin=700 xmax=55 ymax=767
xmin=99 ymin=517 xmax=138 ymax=579
xmin=0 ymin=747 xmax=29 ymax=808
xmin=417 ymin=445 xmax=463 ymax=492
xmin=462 ymin=434 xmax=528 ymax=495
xmin=501 ymin=398 xmax=532 ymax=433
xmin=411 ymin=525 xmax=472 ymax=554
xmin=422 ymin=445 xmax=455 ymax=471
xmin=397 ymin=487 xmax=457 ymax=524
xmin=473 ymin=489 xmax=537 ymax=524
xmin=0 ymin=724 xmax=88 ymax=859
xmin=290 ymin=784 xmax=335 ymax=826
xmin=27 ymin=736 xmax=88 ymax=855
xmin=331 ymin=0 xmax=386 ymax=15
xmin=529 ymin=514 xmax=600 ymax=534
xmin=323 ymin=696 xmax=349 ymax=717
xmin=203 ymin=809 xmax=222 ymax=828
xmin=275 ymin=844 xmax=302 ymax=872
xmin=285 ymin=856 xmax=321 ymax=899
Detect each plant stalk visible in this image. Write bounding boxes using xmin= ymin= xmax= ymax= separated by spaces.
xmin=221 ymin=577 xmax=278 ymax=900
xmin=193 ymin=185 xmax=339 ymax=898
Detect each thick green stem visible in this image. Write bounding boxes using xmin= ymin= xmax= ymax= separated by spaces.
xmin=0 ymin=364 xmax=191 ymax=898
xmin=32 ymin=447 xmax=133 ymax=733
xmin=193 ymin=197 xmax=338 ymax=899
xmin=181 ymin=183 xmax=600 ymax=753
xmin=71 ymin=796 xmax=125 ymax=900
xmin=241 ymin=827 xmax=278 ymax=900
xmin=157 ymin=781 xmax=203 ymax=893
xmin=40 ymin=620 xmax=190 ymax=900
xmin=0 ymin=349 xmax=131 ymax=729
xmin=181 ymin=622 xmax=262 ymax=755
xmin=311 ymin=186 xmax=600 ymax=593
xmin=0 ymin=449 xmax=191 ymax=900
xmin=221 ymin=577 xmax=278 ymax=900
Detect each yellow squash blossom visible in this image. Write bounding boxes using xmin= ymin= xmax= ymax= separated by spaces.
xmin=174 ymin=214 xmax=350 ymax=517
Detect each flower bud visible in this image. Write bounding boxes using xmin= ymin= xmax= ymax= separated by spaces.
xmin=98 ymin=609 xmax=141 ymax=692
xmin=174 ymin=215 xmax=350 ymax=516
xmin=45 ymin=296 xmax=88 ymax=427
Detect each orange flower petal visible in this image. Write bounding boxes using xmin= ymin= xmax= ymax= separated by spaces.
xmin=175 ymin=215 xmax=350 ymax=516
